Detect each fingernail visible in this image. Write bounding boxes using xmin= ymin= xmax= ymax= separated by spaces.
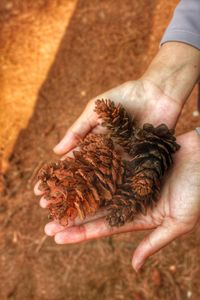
xmin=45 ymin=223 xmax=65 ymax=237
xmin=53 ymin=142 xmax=66 ymax=153
xmin=40 ymin=197 xmax=48 ymax=208
xmin=54 ymin=235 xmax=62 ymax=244
xmin=53 ymin=132 xmax=73 ymax=153
xmin=53 ymin=141 xmax=65 ymax=152
xmin=133 ymin=260 xmax=144 ymax=273
xmin=44 ymin=224 xmax=54 ymax=236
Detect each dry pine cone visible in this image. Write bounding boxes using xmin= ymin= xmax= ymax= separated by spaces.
xmin=37 ymin=99 xmax=180 ymax=226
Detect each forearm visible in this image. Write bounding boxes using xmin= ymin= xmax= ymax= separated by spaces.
xmin=142 ymin=42 xmax=200 ymax=107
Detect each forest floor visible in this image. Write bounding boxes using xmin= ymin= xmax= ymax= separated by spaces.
xmin=0 ymin=0 xmax=200 ymax=299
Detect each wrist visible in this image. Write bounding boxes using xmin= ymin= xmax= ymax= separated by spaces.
xmin=178 ymin=130 xmax=200 ymax=157
xmin=142 ymin=42 xmax=200 ymax=107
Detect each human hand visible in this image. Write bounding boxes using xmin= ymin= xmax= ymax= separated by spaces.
xmin=36 ymin=131 xmax=200 ymax=271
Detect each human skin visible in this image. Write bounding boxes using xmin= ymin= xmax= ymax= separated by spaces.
xmin=34 ymin=42 xmax=200 ymax=271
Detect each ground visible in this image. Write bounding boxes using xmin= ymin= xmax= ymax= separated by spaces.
xmin=0 ymin=0 xmax=200 ymax=299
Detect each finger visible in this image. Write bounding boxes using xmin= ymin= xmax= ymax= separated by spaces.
xmin=45 ymin=209 xmax=108 ymax=236
xmin=40 ymin=196 xmax=50 ymax=208
xmin=59 ymin=127 xmax=108 ymax=160
xmin=132 ymin=219 xmax=187 ymax=272
xmin=44 ymin=221 xmax=66 ymax=236
xmin=53 ymin=101 xmax=98 ymax=155
xmin=54 ymin=216 xmax=155 ymax=244
xmin=34 ymin=181 xmax=44 ymax=196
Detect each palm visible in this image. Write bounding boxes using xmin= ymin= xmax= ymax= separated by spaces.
xmin=98 ymin=79 xmax=181 ymax=128
xmin=156 ymin=132 xmax=200 ymax=227
xmin=135 ymin=131 xmax=200 ymax=230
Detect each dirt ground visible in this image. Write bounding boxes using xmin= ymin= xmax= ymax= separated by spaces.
xmin=1 ymin=1 xmax=200 ymax=299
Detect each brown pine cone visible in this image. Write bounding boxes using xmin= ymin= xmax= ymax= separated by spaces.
xmin=94 ymin=99 xmax=135 ymax=152
xmin=38 ymin=134 xmax=125 ymax=225
xmin=37 ymin=99 xmax=180 ymax=227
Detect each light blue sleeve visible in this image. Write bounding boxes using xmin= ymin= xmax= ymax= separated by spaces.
xmin=161 ymin=0 xmax=200 ymax=50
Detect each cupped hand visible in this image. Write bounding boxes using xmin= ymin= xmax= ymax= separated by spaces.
xmin=35 ymin=130 xmax=200 ymax=271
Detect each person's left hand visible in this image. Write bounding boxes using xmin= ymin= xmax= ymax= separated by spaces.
xmin=34 ymin=130 xmax=200 ymax=271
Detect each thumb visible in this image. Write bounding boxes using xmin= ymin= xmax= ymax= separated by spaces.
xmin=53 ymin=100 xmax=98 ymax=155
xmin=132 ymin=219 xmax=187 ymax=272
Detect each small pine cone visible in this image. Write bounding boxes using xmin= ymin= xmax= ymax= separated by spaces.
xmin=94 ymin=99 xmax=135 ymax=152
xmin=38 ymin=134 xmax=125 ymax=225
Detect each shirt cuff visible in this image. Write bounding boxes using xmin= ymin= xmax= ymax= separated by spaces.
xmin=161 ymin=29 xmax=200 ymax=50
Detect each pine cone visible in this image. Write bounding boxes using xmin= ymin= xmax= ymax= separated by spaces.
xmin=38 ymin=134 xmax=125 ymax=225
xmin=37 ymin=99 xmax=180 ymax=227
xmin=94 ymin=99 xmax=135 ymax=152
